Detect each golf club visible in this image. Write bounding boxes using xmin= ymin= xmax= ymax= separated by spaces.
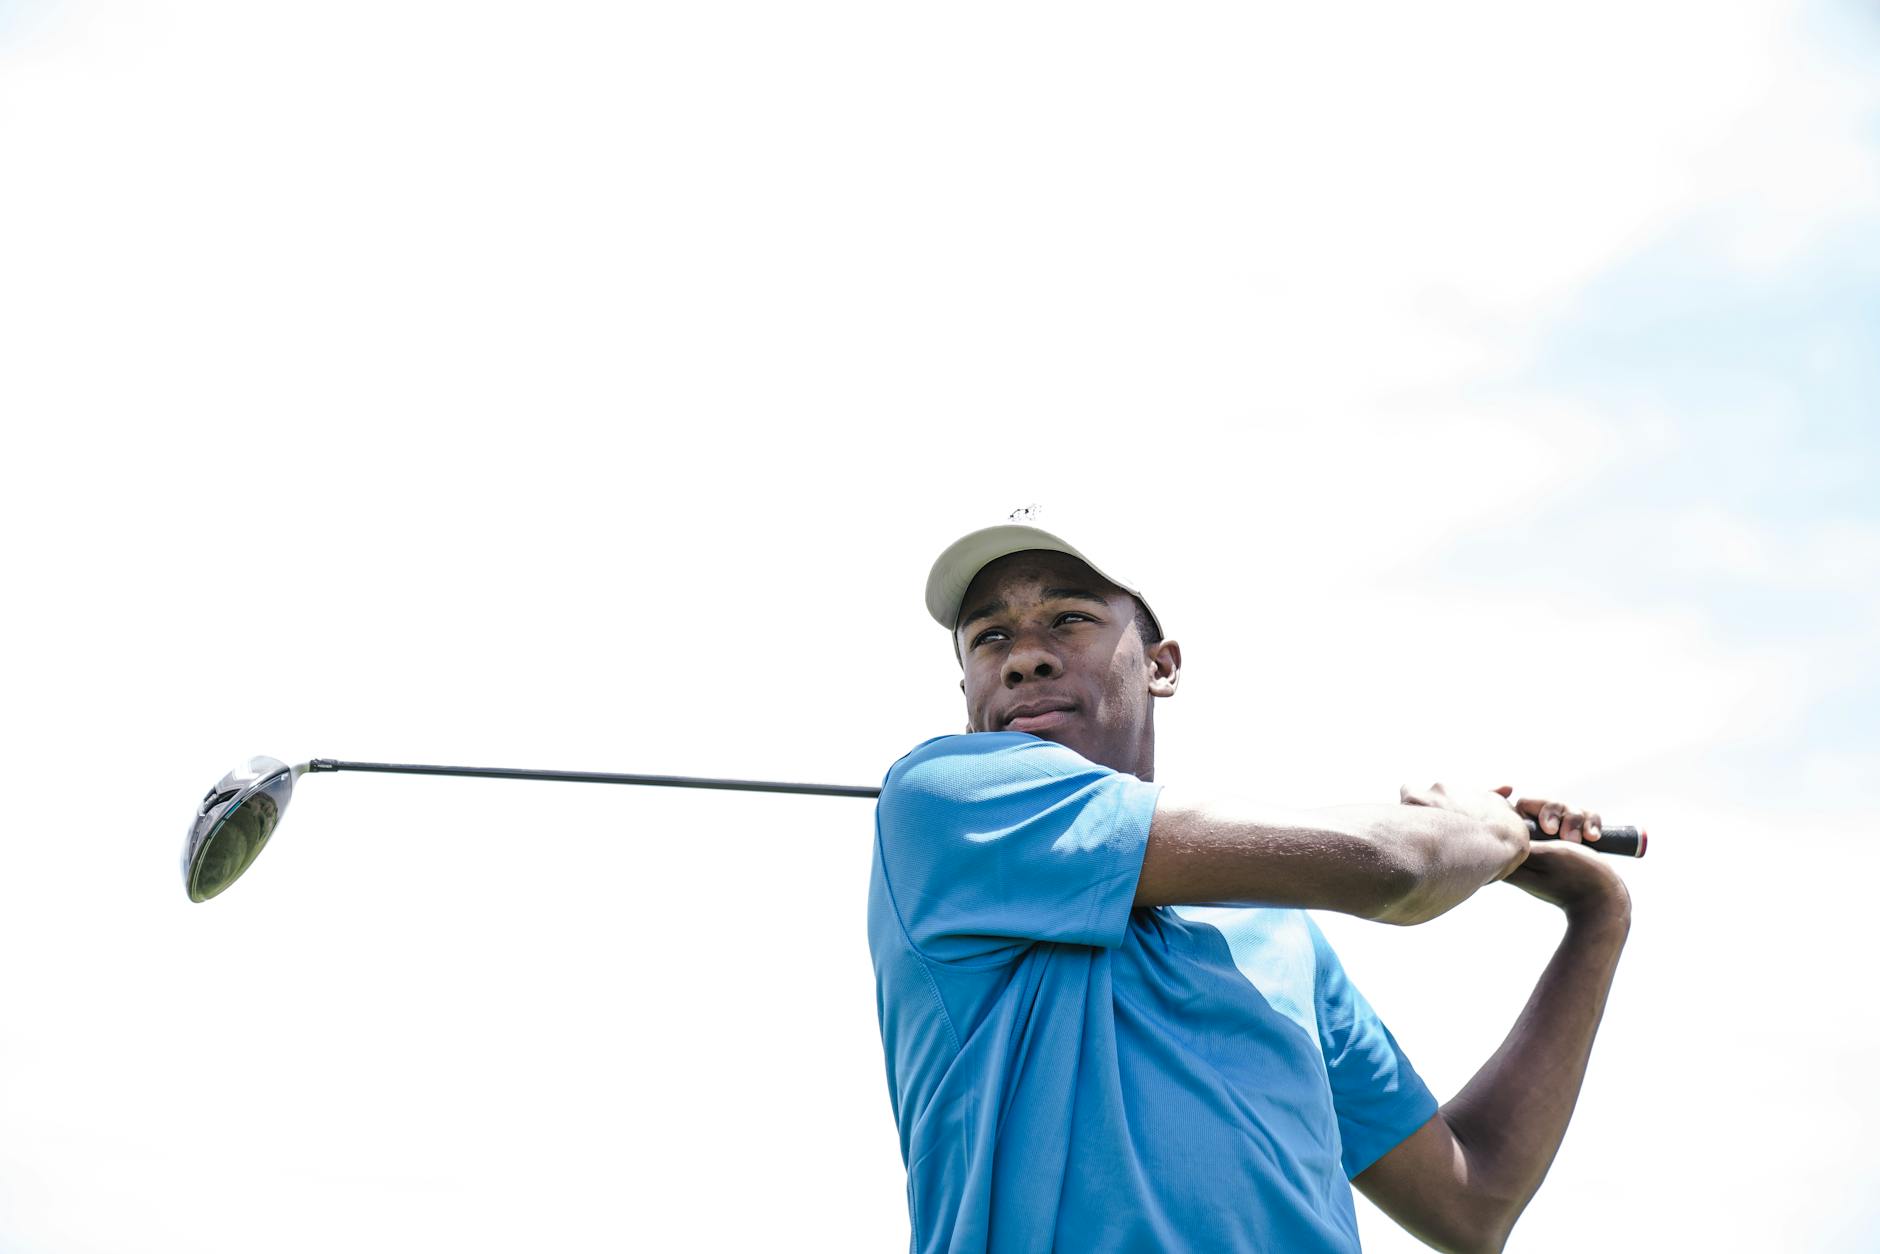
xmin=180 ymin=755 xmax=1647 ymax=903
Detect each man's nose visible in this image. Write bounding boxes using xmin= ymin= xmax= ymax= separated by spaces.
xmin=1004 ymin=634 xmax=1061 ymax=685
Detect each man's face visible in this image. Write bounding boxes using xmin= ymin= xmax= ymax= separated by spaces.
xmin=955 ymin=549 xmax=1179 ymax=780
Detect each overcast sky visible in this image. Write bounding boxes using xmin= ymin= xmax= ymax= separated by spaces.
xmin=3 ymin=1 xmax=1877 ymax=1251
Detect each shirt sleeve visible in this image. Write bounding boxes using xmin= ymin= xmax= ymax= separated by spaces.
xmin=874 ymin=732 xmax=1162 ymax=965
xmin=1308 ymin=917 xmax=1441 ymax=1178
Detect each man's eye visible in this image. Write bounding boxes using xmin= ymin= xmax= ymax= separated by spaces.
xmin=973 ymin=614 xmax=1092 ymax=648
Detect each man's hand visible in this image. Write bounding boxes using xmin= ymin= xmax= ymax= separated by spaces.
xmin=1398 ymin=782 xmax=1530 ymax=877
xmin=1502 ymin=791 xmax=1631 ymax=922
xmin=1400 ymin=782 xmax=1631 ymax=920
xmin=1509 ymin=791 xmax=1603 ymax=846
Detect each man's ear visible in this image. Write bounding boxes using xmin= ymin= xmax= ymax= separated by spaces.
xmin=1147 ymin=638 xmax=1181 ymax=698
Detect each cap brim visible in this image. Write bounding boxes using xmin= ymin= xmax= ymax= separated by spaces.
xmin=924 ymin=523 xmax=1159 ymax=640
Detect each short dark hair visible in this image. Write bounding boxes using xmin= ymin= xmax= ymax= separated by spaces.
xmin=1131 ymin=597 xmax=1160 ymax=651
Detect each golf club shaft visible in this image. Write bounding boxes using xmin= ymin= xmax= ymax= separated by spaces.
xmin=307 ymin=760 xmax=1646 ymax=857
xmin=306 ymin=759 xmax=881 ymax=799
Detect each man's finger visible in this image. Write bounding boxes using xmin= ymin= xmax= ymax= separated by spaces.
xmin=1559 ymin=809 xmax=1585 ymax=844
xmin=1585 ymin=810 xmax=1602 ymax=843
xmin=1514 ymin=797 xmax=1566 ymax=836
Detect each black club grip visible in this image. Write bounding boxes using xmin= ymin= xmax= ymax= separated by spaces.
xmin=1526 ymin=820 xmax=1646 ymax=858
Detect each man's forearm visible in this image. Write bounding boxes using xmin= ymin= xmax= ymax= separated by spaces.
xmin=1137 ymin=792 xmax=1526 ymax=919
xmin=1441 ymin=903 xmax=1631 ymax=1246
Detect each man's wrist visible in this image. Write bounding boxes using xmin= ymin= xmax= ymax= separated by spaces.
xmin=1563 ymin=890 xmax=1632 ymax=940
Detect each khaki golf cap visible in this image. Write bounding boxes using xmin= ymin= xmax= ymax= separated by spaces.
xmin=925 ymin=507 xmax=1164 ymax=645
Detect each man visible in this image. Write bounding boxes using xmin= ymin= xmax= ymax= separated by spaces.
xmin=868 ymin=514 xmax=1632 ymax=1253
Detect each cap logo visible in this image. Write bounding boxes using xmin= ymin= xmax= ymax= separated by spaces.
xmin=1008 ymin=504 xmax=1042 ymax=523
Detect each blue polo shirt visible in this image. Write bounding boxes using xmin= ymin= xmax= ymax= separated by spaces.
xmin=868 ymin=733 xmax=1437 ymax=1253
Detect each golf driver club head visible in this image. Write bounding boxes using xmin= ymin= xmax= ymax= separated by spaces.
xmin=182 ymin=757 xmax=302 ymax=902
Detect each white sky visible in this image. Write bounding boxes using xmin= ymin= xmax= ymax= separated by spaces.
xmin=3 ymin=1 xmax=1877 ymax=1250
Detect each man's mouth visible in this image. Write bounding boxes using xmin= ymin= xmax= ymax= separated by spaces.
xmin=1004 ymin=703 xmax=1076 ymax=732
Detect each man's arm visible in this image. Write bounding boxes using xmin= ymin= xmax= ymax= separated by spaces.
xmin=1135 ymin=782 xmax=1530 ymax=924
xmin=1352 ymin=839 xmax=1632 ymax=1254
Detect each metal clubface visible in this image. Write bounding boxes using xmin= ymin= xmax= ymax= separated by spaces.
xmin=182 ymin=757 xmax=304 ymax=903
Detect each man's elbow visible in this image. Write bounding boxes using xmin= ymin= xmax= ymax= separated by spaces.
xmin=1413 ymin=1197 xmax=1520 ymax=1254
xmin=1455 ymin=1204 xmax=1522 ymax=1254
xmin=1432 ymin=1230 xmax=1509 ymax=1254
xmin=1436 ymin=1174 xmax=1531 ymax=1254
